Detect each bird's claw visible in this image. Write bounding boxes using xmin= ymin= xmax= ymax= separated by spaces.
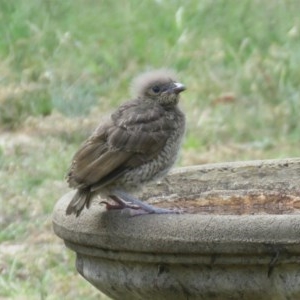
xmin=100 ymin=200 xmax=140 ymax=210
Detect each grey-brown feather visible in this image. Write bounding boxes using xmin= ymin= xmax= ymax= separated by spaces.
xmin=66 ymin=69 xmax=185 ymax=216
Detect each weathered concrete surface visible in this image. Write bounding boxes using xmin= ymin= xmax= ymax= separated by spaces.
xmin=53 ymin=158 xmax=300 ymax=300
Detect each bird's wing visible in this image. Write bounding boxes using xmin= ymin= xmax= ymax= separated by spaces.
xmin=67 ymin=125 xmax=132 ymax=189
xmin=67 ymin=100 xmax=174 ymax=190
xmin=109 ymin=101 xmax=175 ymax=158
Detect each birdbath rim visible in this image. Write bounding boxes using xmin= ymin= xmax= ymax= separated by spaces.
xmin=53 ymin=158 xmax=300 ymax=255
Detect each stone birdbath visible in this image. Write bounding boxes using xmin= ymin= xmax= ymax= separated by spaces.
xmin=53 ymin=158 xmax=300 ymax=300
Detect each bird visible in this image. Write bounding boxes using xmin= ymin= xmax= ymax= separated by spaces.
xmin=66 ymin=69 xmax=186 ymax=216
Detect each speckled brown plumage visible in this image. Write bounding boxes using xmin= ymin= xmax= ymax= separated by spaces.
xmin=66 ymin=69 xmax=186 ymax=216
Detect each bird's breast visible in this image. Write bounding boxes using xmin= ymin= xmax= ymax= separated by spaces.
xmin=117 ymin=112 xmax=185 ymax=188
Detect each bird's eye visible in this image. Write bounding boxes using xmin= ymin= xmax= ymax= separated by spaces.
xmin=151 ymin=86 xmax=160 ymax=93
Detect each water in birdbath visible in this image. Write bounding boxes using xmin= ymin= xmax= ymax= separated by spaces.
xmin=148 ymin=191 xmax=300 ymax=215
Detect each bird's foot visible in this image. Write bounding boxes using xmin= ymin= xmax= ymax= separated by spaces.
xmin=101 ymin=195 xmax=140 ymax=210
xmin=110 ymin=189 xmax=183 ymax=216
xmin=128 ymin=207 xmax=183 ymax=217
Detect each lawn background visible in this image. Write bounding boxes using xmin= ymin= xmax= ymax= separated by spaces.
xmin=1 ymin=0 xmax=300 ymax=299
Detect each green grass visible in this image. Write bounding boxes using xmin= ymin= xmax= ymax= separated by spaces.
xmin=1 ymin=0 xmax=300 ymax=298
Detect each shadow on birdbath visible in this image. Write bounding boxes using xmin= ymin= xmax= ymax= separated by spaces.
xmin=53 ymin=158 xmax=300 ymax=300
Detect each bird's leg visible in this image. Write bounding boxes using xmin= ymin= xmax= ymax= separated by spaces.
xmin=111 ymin=189 xmax=182 ymax=215
xmin=101 ymin=195 xmax=140 ymax=210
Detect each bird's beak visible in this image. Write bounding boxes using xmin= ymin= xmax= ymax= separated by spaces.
xmin=172 ymin=82 xmax=186 ymax=94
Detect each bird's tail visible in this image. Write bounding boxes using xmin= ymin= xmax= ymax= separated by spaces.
xmin=66 ymin=188 xmax=93 ymax=216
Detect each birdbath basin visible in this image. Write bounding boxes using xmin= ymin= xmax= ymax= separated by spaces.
xmin=53 ymin=158 xmax=300 ymax=300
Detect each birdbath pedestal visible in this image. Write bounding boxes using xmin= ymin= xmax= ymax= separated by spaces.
xmin=53 ymin=158 xmax=300 ymax=300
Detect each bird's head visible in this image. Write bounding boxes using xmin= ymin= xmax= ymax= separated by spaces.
xmin=131 ymin=69 xmax=186 ymax=106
